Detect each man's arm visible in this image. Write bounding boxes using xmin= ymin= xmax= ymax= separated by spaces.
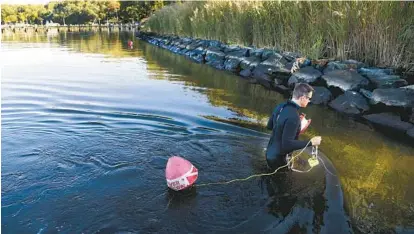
xmin=266 ymin=113 xmax=274 ymax=130
xmin=281 ymin=118 xmax=311 ymax=153
xmin=267 ymin=106 xmax=281 ymax=130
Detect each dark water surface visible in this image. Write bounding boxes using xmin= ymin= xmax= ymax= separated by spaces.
xmin=2 ymin=31 xmax=413 ymax=233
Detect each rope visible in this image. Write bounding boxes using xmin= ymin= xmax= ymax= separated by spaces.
xmin=196 ymin=140 xmax=318 ymax=188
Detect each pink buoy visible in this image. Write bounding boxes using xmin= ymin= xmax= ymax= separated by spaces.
xmin=165 ymin=156 xmax=198 ymax=191
xmin=127 ymin=40 xmax=133 ymax=49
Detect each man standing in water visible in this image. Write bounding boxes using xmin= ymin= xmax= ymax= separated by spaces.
xmin=266 ymin=83 xmax=321 ymax=170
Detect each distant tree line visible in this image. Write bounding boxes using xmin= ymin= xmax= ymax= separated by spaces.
xmin=1 ymin=0 xmax=171 ymax=25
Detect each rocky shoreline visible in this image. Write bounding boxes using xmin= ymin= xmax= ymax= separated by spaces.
xmin=136 ymin=32 xmax=414 ymax=142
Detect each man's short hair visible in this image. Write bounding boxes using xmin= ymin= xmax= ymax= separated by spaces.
xmin=292 ymin=83 xmax=314 ymax=99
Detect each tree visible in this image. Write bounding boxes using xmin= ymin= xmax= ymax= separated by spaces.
xmin=0 ymin=0 xmax=168 ymax=25
xmin=53 ymin=1 xmax=73 ymax=25
xmin=1 ymin=5 xmax=18 ymax=24
xmin=107 ymin=0 xmax=120 ymax=22
xmin=120 ymin=1 xmax=154 ymax=23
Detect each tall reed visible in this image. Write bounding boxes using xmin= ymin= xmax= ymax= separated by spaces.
xmin=144 ymin=1 xmax=414 ymax=71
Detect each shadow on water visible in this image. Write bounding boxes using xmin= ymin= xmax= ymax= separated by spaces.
xmin=2 ymin=31 xmax=413 ymax=233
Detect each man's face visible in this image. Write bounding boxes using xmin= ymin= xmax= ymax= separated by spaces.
xmin=300 ymin=91 xmax=313 ymax=107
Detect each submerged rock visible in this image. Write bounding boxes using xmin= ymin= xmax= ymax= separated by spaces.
xmin=322 ymin=70 xmax=369 ymax=92
xmin=329 ymin=91 xmax=370 ymax=115
xmin=273 ymin=84 xmax=290 ymax=94
xmin=363 ymin=113 xmax=414 ymax=134
xmin=239 ymin=69 xmax=252 ymax=77
xmin=206 ymin=60 xmax=225 ymax=70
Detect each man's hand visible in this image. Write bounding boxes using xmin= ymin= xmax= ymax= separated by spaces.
xmin=310 ymin=136 xmax=322 ymax=146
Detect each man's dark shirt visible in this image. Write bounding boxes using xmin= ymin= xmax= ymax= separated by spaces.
xmin=266 ymin=100 xmax=311 ymax=164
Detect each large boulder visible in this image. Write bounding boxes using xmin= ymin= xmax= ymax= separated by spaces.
xmin=224 ymin=47 xmax=249 ymax=57
xmin=207 ymin=40 xmax=223 ymax=48
xmin=224 ymin=58 xmax=241 ymax=72
xmin=223 ymin=45 xmax=243 ymax=54
xmin=322 ymin=70 xmax=370 ymax=92
xmin=261 ymin=49 xmax=280 ymax=60
xmin=358 ymin=67 xmax=394 ymax=77
xmin=282 ymin=51 xmax=302 ymax=62
xmin=323 ymin=60 xmax=365 ymax=73
xmin=252 ymin=55 xmax=291 ymax=81
xmin=223 ymin=50 xmax=247 ymax=72
xmin=187 ymin=47 xmax=206 ymax=63
xmin=311 ymin=86 xmax=333 ymax=105
xmin=288 ymin=66 xmax=323 ymax=86
xmin=251 ymin=48 xmax=264 ymax=58
xmin=363 ymin=113 xmax=414 ymax=134
xmin=205 ymin=48 xmax=225 ymax=62
xmin=358 ymin=68 xmax=407 ymax=88
xmin=402 ymin=85 xmax=414 ymax=90
xmin=367 ymin=75 xmax=408 ymax=88
xmin=358 ymin=89 xmax=378 ymax=105
xmin=240 ymin=57 xmax=261 ymax=71
xmin=180 ymin=37 xmax=192 ymax=45
xmin=329 ymin=91 xmax=370 ymax=115
xmin=185 ymin=40 xmax=203 ymax=50
xmin=251 ymin=68 xmax=273 ymax=88
xmin=371 ymin=87 xmax=414 ymax=108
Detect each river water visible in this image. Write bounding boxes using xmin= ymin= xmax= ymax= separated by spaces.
xmin=2 ymin=30 xmax=413 ymax=233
